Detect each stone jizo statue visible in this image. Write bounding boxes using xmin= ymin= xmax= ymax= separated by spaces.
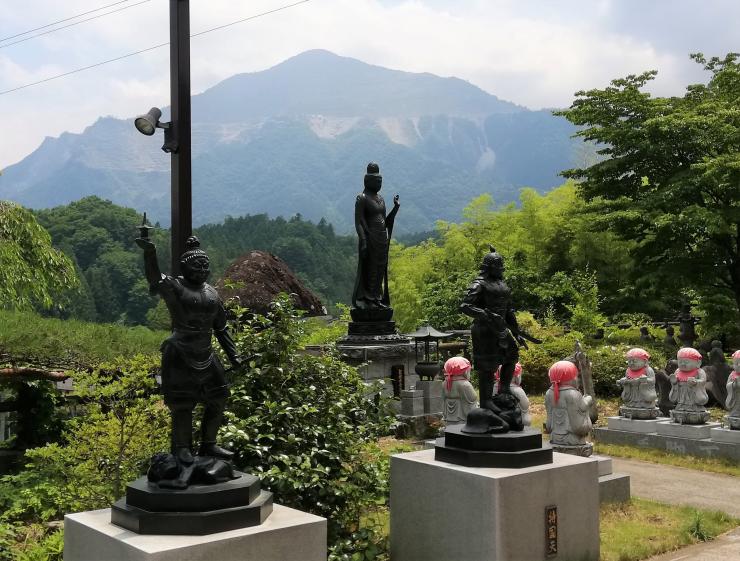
xmin=442 ymin=356 xmax=478 ymax=424
xmin=494 ymin=362 xmax=531 ymax=426
xmin=136 ymin=232 xmax=241 ymax=474
xmin=352 ymin=162 xmax=399 ymax=312
xmin=725 ymin=350 xmax=740 ymax=429
xmin=545 ymin=361 xmax=593 ymax=456
xmin=669 ymin=347 xmax=709 ymax=424
xmin=617 ymin=348 xmax=659 ymax=419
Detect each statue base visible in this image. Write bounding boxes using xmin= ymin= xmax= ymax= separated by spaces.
xmin=111 ymin=472 xmax=273 ymax=535
xmin=435 ymin=425 xmax=553 ymax=468
xmin=391 ymin=449 xmax=600 ymax=561
xmin=551 ymin=442 xmax=594 ymax=457
xmin=669 ymin=409 xmax=710 ymax=425
xmin=619 ymin=406 xmax=660 ymax=420
xmin=66 ymin=505 xmax=326 ymax=561
xmin=347 ymin=320 xmax=398 ymax=337
xmin=349 ymin=307 xmax=394 ymax=323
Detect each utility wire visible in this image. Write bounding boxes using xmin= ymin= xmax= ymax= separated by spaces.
xmin=0 ymin=0 xmax=153 ymax=50
xmin=0 ymin=0 xmax=311 ymax=96
xmin=0 ymin=0 xmax=133 ymax=43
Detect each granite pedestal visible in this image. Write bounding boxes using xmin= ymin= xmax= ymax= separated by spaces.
xmin=607 ymin=416 xmax=670 ymax=433
xmin=656 ymin=420 xmax=721 ymax=440
xmin=64 ymin=505 xmax=326 ymax=561
xmin=390 ymin=449 xmax=599 ymax=561
xmin=435 ymin=426 xmax=553 ymax=468
xmin=593 ymin=427 xmax=740 ymax=462
xmin=710 ymin=427 xmax=740 ymax=444
xmin=590 ymin=455 xmax=630 ymax=504
xmin=416 ymin=379 xmax=443 ymax=414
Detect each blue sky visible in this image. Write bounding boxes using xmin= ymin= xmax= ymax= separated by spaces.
xmin=1 ymin=0 xmax=737 ymax=167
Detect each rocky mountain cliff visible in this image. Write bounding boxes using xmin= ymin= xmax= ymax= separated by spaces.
xmin=0 ymin=50 xmax=579 ymax=234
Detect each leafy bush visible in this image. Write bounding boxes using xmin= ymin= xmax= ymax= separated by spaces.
xmin=0 ymin=309 xmax=164 ymax=368
xmin=0 ymin=356 xmax=167 ymax=525
xmin=220 ymin=296 xmax=392 ymax=553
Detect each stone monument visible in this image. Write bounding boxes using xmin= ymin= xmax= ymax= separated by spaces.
xmin=493 ymin=362 xmax=531 ymax=427
xmin=545 ymin=361 xmax=593 ymax=457
xmin=668 ymin=347 xmax=710 ymax=424
xmin=617 ymin=348 xmax=659 ymax=419
xmin=336 ymin=163 xmax=412 ymax=389
xmin=441 ymin=356 xmax=478 ymax=425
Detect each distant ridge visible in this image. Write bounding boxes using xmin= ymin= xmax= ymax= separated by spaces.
xmin=0 ymin=50 xmax=577 ymax=234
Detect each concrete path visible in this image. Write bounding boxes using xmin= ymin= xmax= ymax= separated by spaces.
xmin=612 ymin=457 xmax=740 ymax=517
xmin=611 ymin=457 xmax=740 ymax=561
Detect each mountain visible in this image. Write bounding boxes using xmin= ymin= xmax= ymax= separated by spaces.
xmin=0 ymin=50 xmax=580 ymax=234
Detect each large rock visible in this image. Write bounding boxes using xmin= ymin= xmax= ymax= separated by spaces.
xmin=217 ymin=251 xmax=324 ymax=316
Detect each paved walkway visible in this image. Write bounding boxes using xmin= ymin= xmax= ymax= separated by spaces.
xmin=612 ymin=457 xmax=740 ymax=561
xmin=613 ymin=458 xmax=740 ymax=517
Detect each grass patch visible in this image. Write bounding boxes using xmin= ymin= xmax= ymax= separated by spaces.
xmin=600 ymin=498 xmax=739 ymax=561
xmin=593 ymin=442 xmax=740 ymax=477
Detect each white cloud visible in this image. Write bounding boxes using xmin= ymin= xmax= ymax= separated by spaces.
xmin=0 ymin=0 xmax=736 ymax=167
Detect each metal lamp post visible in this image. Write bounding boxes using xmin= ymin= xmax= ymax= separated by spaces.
xmin=134 ymin=0 xmax=192 ymax=275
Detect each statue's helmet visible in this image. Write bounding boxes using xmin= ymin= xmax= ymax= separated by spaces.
xmin=364 ymin=162 xmax=382 ymax=191
xmin=180 ymin=236 xmax=210 ymax=282
xmin=180 ymin=236 xmax=208 ymax=265
xmin=461 ymin=407 xmax=500 ymax=434
xmin=481 ymin=245 xmax=504 ymax=272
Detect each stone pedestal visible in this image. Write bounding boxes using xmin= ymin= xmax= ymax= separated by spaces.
xmin=593 ymin=426 xmax=740 ymax=462
xmin=111 ymin=473 xmax=272 ymax=535
xmin=551 ymin=442 xmax=593 ymax=457
xmin=607 ymin=416 xmax=669 ymax=433
xmin=710 ymin=427 xmax=740 ymax=444
xmin=390 ymin=449 xmax=599 ymax=561
xmin=618 ymin=406 xmax=660 ymax=420
xmin=64 ymin=505 xmax=326 ymax=561
xmin=416 ymin=379 xmax=443 ymax=414
xmin=726 ymin=415 xmax=740 ymax=430
xmin=669 ymin=409 xmax=710 ymax=424
xmin=400 ymin=389 xmax=423 ymax=416
xmin=656 ymin=420 xmax=721 ymax=439
xmin=436 ymin=426 xmax=553 ymax=468
xmin=590 ymin=455 xmax=630 ymax=504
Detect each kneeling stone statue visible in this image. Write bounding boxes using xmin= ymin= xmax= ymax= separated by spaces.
xmin=545 ymin=361 xmax=593 ymax=456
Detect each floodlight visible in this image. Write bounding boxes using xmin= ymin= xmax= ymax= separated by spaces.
xmin=134 ymin=107 xmax=163 ymax=136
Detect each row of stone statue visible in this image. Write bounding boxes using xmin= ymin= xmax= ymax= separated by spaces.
xmin=618 ymin=347 xmax=740 ymax=428
xmin=441 ymin=347 xmax=740 ymax=453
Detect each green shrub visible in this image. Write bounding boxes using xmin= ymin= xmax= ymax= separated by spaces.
xmin=0 ymin=356 xmax=167 ymax=524
xmin=0 ymin=309 xmax=164 ymax=368
xmin=220 ymin=295 xmax=392 ymax=553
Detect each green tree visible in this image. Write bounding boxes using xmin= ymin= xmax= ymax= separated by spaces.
xmin=0 ymin=202 xmax=77 ymax=310
xmin=557 ymin=53 xmax=740 ymax=334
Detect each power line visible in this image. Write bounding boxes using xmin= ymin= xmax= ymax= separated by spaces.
xmin=0 ymin=0 xmax=134 ymax=43
xmin=0 ymin=0 xmax=153 ymax=50
xmin=0 ymin=0 xmax=311 ymax=96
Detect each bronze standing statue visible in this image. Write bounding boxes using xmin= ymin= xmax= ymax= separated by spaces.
xmin=352 ymin=162 xmax=400 ymax=311
xmin=460 ymin=246 xmax=539 ymax=432
xmin=136 ymin=230 xmax=240 ymax=467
